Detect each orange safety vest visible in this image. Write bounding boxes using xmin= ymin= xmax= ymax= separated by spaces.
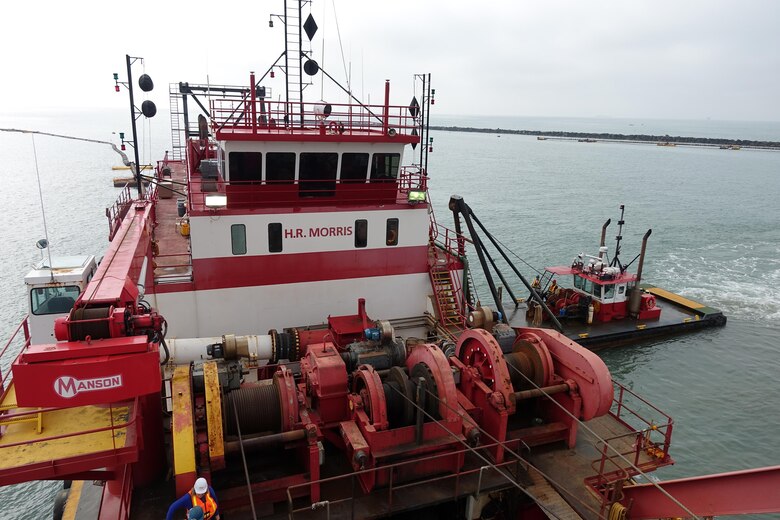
xmin=190 ymin=489 xmax=218 ymax=519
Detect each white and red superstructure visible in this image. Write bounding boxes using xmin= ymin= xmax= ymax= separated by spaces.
xmin=144 ymin=74 xmax=443 ymax=339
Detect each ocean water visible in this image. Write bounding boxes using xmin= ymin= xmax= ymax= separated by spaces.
xmin=1 ymin=111 xmax=779 ymax=518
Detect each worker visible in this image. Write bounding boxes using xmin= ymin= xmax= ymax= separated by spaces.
xmin=166 ymin=477 xmax=220 ymax=520
xmin=531 ymin=276 xmax=541 ymax=290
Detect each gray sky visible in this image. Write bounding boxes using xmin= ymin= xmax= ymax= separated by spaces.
xmin=2 ymin=0 xmax=779 ymax=121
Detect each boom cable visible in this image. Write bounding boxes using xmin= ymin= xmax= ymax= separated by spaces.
xmin=385 ymin=384 xmax=566 ymax=520
xmin=415 ymin=385 xmax=604 ymax=518
xmin=501 ymin=357 xmax=700 ymax=519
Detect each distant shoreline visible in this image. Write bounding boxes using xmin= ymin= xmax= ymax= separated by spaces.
xmin=430 ymin=125 xmax=780 ymax=150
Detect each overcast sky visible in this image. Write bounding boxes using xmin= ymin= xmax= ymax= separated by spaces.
xmin=2 ymin=0 xmax=779 ymax=121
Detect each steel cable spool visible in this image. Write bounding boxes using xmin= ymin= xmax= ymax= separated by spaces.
xmin=410 ymin=362 xmax=440 ymax=420
xmin=382 ymin=366 xmax=415 ymax=427
xmin=506 ymin=339 xmax=548 ymax=391
xmin=69 ymin=306 xmax=113 ymax=340
xmin=224 ymin=381 xmax=282 ymax=436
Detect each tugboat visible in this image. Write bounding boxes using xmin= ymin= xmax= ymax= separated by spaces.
xmin=0 ymin=2 xmax=770 ymax=520
xmin=514 ymin=205 xmax=727 ymax=347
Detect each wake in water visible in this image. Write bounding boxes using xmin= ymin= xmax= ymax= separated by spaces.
xmin=658 ymin=241 xmax=780 ymax=322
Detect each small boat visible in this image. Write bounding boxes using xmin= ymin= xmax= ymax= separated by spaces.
xmin=508 ymin=206 xmax=726 ymax=347
xmin=657 ymin=141 xmax=676 ymax=147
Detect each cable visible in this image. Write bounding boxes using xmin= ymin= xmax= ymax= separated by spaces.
xmin=419 ymin=385 xmax=604 ymax=518
xmin=502 ymin=356 xmax=700 ymax=519
xmin=385 ymin=383 xmax=565 ymax=520
xmin=330 ymin=0 xmax=350 ymax=92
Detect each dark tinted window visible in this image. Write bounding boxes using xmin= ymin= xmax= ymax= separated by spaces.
xmin=229 ymin=152 xmax=262 ymax=183
xmin=266 ymin=152 xmax=296 ymax=184
xmin=268 ymin=223 xmax=283 ymax=253
xmin=340 ymin=153 xmax=369 ymax=182
xmin=386 ymin=218 xmax=399 ymax=246
xmin=355 ymin=219 xmax=368 ymax=248
xmin=231 ymin=224 xmax=247 ymax=255
xmin=299 ymin=153 xmax=338 ymax=197
xmin=370 ymin=153 xmax=400 ymax=181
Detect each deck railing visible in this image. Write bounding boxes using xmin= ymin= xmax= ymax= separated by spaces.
xmin=285 ymin=440 xmax=526 ymax=519
xmin=106 ymin=185 xmax=134 ymax=241
xmin=586 ymin=380 xmax=674 ymax=501
xmin=187 ymin=168 xmax=429 ymax=210
xmin=0 ymin=318 xmax=29 ymax=402
xmin=211 ymin=98 xmax=420 ymax=138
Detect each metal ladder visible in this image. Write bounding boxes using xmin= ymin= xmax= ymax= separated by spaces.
xmin=284 ymin=1 xmax=303 ymax=124
xmin=168 ymin=83 xmax=186 ymax=161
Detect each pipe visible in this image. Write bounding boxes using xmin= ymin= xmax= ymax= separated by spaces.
xmin=224 ymin=429 xmax=306 ymax=455
xmin=450 ymin=196 xmax=508 ymax=322
xmin=629 ymin=229 xmax=652 ymax=316
xmin=383 ymin=80 xmax=390 ymax=134
xmin=163 ymin=335 xmax=273 ymax=364
xmin=469 ymin=211 xmax=564 ymax=332
xmin=599 ymin=218 xmax=611 ymax=260
xmin=249 ymin=71 xmax=257 ymax=133
xmin=512 ymin=383 xmax=570 ymax=402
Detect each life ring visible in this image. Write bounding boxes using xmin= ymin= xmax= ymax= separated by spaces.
xmin=644 ymin=295 xmax=656 ymax=310
xmin=386 ymin=229 xmax=397 ymax=245
xmin=328 ymin=121 xmax=345 ymax=134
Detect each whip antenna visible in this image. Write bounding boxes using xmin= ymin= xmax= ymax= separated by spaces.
xmin=31 ymin=134 xmax=54 ymax=279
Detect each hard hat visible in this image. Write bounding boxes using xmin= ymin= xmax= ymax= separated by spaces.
xmin=194 ymin=477 xmax=208 ymax=495
xmin=188 ymin=505 xmax=205 ymax=520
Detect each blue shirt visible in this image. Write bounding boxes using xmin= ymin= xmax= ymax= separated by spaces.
xmin=165 ymin=486 xmax=219 ymax=520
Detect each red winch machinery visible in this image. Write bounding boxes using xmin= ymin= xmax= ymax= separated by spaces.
xmin=9 ymin=201 xmax=167 ymax=486
xmin=170 ymin=298 xmax=614 ymax=508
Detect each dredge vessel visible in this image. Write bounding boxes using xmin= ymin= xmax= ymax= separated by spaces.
xmin=0 ymin=2 xmax=773 ymax=519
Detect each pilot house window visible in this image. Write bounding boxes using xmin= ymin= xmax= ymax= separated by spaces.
xmin=30 ymin=285 xmax=81 ymax=315
xmin=266 ymin=152 xmax=296 ymax=184
xmin=299 ymin=152 xmax=338 ymax=197
xmin=341 ymin=153 xmax=369 ymax=183
xmin=229 ymin=152 xmax=262 ymax=183
xmin=370 ymin=153 xmax=400 ymax=181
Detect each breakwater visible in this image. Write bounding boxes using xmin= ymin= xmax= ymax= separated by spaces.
xmin=431 ymin=125 xmax=780 ymax=150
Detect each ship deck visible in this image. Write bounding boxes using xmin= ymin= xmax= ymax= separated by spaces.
xmin=153 ymin=161 xmax=193 ymax=284
xmin=507 ymin=284 xmax=726 ymax=349
xmin=0 ymin=384 xmax=138 ymax=485
xmin=122 ymin=412 xmax=656 ymax=519
xmin=527 ymin=414 xmax=665 ymax=520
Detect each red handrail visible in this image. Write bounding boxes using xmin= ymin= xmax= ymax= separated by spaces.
xmin=0 ymin=317 xmax=30 ymax=398
xmin=585 ymin=380 xmax=674 ymax=503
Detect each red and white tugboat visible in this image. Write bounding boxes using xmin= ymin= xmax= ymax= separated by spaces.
xmin=0 ymin=3 xmax=771 ymax=520
xmin=513 ymin=205 xmax=727 ymax=347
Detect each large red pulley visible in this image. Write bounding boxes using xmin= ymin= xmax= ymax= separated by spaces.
xmin=455 ymin=329 xmax=515 ymax=412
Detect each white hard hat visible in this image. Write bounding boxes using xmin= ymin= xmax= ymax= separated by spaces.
xmin=194 ymin=477 xmax=208 ymax=494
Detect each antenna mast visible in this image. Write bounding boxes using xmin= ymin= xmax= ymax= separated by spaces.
xmin=610 ymin=204 xmax=626 ymax=271
xmin=31 ymin=135 xmax=54 ymax=276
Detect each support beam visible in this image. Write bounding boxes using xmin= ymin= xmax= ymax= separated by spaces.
xmin=621 ymin=465 xmax=780 ymax=518
xmin=171 ymin=364 xmax=196 ymax=496
xmin=203 ymin=361 xmax=225 ymax=470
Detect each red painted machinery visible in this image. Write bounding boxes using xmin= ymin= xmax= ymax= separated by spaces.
xmin=174 ymin=301 xmax=614 ymax=510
